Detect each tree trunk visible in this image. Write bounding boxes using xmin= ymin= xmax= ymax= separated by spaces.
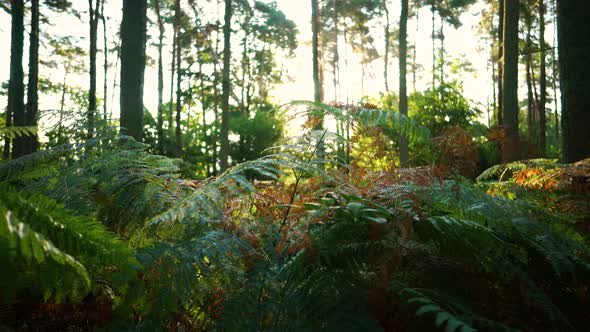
xmin=525 ymin=11 xmax=535 ymax=143
xmin=24 ymin=0 xmax=40 ymax=154
xmin=169 ymin=26 xmax=176 ymax=137
xmin=154 ymin=0 xmax=165 ymax=155
xmin=431 ymin=3 xmax=436 ymax=87
xmin=490 ymin=3 xmax=497 ymax=125
xmin=8 ymin=0 xmax=25 ymax=159
xmin=110 ymin=36 xmax=121 ymax=121
xmin=333 ymin=0 xmax=339 ymax=101
xmin=119 ymin=0 xmax=148 ymax=142
xmin=174 ymin=0 xmax=182 ymax=157
xmin=538 ymin=0 xmax=547 ymax=155
xmin=88 ymin=0 xmax=101 ymax=138
xmin=526 ymin=54 xmax=534 ymax=142
xmin=439 ymin=20 xmax=445 ymax=83
xmin=557 ymin=0 xmax=590 ymax=162
xmin=501 ymin=0 xmax=520 ymax=162
xmin=399 ymin=0 xmax=409 ymax=166
xmin=552 ymin=0 xmax=559 ymax=144
xmin=312 ymin=0 xmax=322 ymax=104
xmin=219 ymin=0 xmax=232 ymax=171
xmin=383 ymin=0 xmax=390 ymax=92
xmin=212 ymin=19 xmax=221 ymax=175
xmin=497 ymin=0 xmax=504 ymax=126
xmin=413 ymin=4 xmax=419 ymax=92
xmin=101 ymin=0 xmax=108 ymax=120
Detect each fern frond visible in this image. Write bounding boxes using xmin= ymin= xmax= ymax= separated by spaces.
xmin=0 ymin=126 xmax=37 ymax=139
xmin=0 ymin=209 xmax=91 ymax=302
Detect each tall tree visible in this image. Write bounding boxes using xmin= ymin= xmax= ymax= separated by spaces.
xmin=538 ymin=0 xmax=547 ymax=155
xmin=557 ymin=0 xmax=590 ymax=162
xmin=154 ymin=0 xmax=165 ymax=154
xmin=174 ymin=0 xmax=182 ymax=157
xmin=219 ymin=0 xmax=232 ymax=171
xmin=497 ymin=0 xmax=504 ymax=125
xmin=88 ymin=0 xmax=101 ymax=138
xmin=119 ymin=0 xmax=148 ymax=141
xmin=501 ymin=0 xmax=520 ymax=162
xmin=7 ymin=0 xmax=25 ymax=159
xmin=399 ymin=0 xmax=409 ymax=166
xmin=383 ymin=0 xmax=390 ymax=92
xmin=524 ymin=4 xmax=535 ymax=144
xmin=312 ymin=0 xmax=322 ymax=104
xmin=101 ymin=0 xmax=108 ymax=120
xmin=24 ymin=0 xmax=40 ymax=154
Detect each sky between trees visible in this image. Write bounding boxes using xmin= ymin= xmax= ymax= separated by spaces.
xmin=0 ymin=0 xmax=558 ymax=127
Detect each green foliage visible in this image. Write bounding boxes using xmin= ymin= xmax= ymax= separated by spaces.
xmin=408 ymin=81 xmax=481 ymax=137
xmin=230 ymin=103 xmax=286 ymax=163
xmin=0 ymin=126 xmax=38 ymax=139
xmin=0 ymin=184 xmax=137 ymax=303
xmin=0 ymin=108 xmax=587 ymax=331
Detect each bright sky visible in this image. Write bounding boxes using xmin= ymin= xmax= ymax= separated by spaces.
xmin=0 ymin=1 xmax=558 ymax=127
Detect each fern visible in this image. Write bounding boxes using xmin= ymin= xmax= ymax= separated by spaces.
xmin=0 ymin=184 xmax=138 ymax=302
xmin=287 ymin=100 xmax=431 ymax=145
xmin=0 ymin=126 xmax=37 ymax=139
xmin=0 ymin=209 xmax=90 ymax=302
xmin=477 ymin=159 xmax=560 ymax=182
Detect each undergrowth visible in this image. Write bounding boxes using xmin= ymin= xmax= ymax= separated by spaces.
xmin=0 ymin=102 xmax=588 ymax=331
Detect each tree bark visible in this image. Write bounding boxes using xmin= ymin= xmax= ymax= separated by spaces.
xmin=399 ymin=0 xmax=409 ymax=166
xmin=383 ymin=0 xmax=390 ymax=92
xmin=312 ymin=0 xmax=322 ymax=104
xmin=88 ymin=0 xmax=101 ymax=138
xmin=497 ymin=0 xmax=504 ymax=126
xmin=538 ymin=0 xmax=547 ymax=155
xmin=174 ymin=0 xmax=182 ymax=157
xmin=557 ymin=0 xmax=590 ymax=162
xmin=431 ymin=3 xmax=436 ymax=87
xmin=169 ymin=26 xmax=176 ymax=136
xmin=501 ymin=0 xmax=520 ymax=162
xmin=333 ymin=0 xmax=340 ymax=101
xmin=101 ymin=0 xmax=108 ymax=120
xmin=551 ymin=0 xmax=559 ymax=144
xmin=24 ymin=0 xmax=40 ymax=154
xmin=154 ymin=0 xmax=165 ymax=155
xmin=525 ymin=10 xmax=535 ymax=144
xmin=7 ymin=0 xmax=25 ymax=159
xmin=119 ymin=0 xmax=148 ymax=142
xmin=219 ymin=0 xmax=232 ymax=171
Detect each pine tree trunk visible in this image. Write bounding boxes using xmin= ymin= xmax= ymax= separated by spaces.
xmin=169 ymin=27 xmax=176 ymax=137
xmin=88 ymin=0 xmax=100 ymax=138
xmin=174 ymin=0 xmax=182 ymax=157
xmin=383 ymin=0 xmax=390 ymax=92
xmin=538 ymin=0 xmax=547 ymax=155
xmin=399 ymin=0 xmax=409 ymax=166
xmin=525 ymin=12 xmax=535 ymax=144
xmin=552 ymin=0 xmax=559 ymax=144
xmin=212 ymin=23 xmax=221 ymax=175
xmin=8 ymin=0 xmax=25 ymax=159
xmin=501 ymin=0 xmax=520 ymax=162
xmin=490 ymin=3 xmax=497 ymax=125
xmin=557 ymin=0 xmax=590 ymax=162
xmin=119 ymin=0 xmax=148 ymax=142
xmin=526 ymin=55 xmax=534 ymax=143
xmin=101 ymin=1 xmax=108 ymax=120
xmin=431 ymin=3 xmax=436 ymax=87
xmin=333 ymin=0 xmax=339 ymax=101
xmin=154 ymin=0 xmax=165 ymax=155
xmin=219 ymin=0 xmax=232 ymax=171
xmin=497 ymin=0 xmax=504 ymax=126
xmin=24 ymin=0 xmax=40 ymax=154
xmin=312 ymin=0 xmax=322 ymax=104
